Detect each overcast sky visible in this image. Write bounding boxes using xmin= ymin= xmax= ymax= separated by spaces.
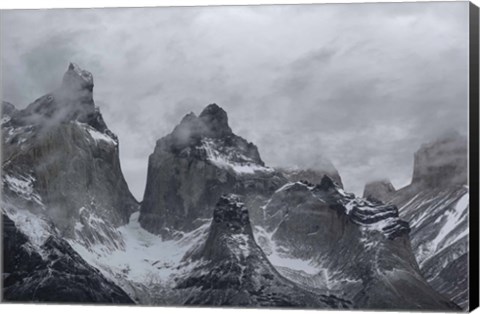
xmin=1 ymin=2 xmax=469 ymax=199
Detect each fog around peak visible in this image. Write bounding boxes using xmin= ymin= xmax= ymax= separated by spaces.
xmin=1 ymin=2 xmax=469 ymax=198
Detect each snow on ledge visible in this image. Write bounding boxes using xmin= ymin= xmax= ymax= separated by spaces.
xmin=74 ymin=121 xmax=117 ymax=146
xmin=201 ymin=138 xmax=273 ymax=175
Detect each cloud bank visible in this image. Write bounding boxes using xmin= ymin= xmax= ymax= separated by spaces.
xmin=1 ymin=2 xmax=469 ymax=198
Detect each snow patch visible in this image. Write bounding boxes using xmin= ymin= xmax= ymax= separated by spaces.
xmin=74 ymin=121 xmax=117 ymax=146
xmin=1 ymin=116 xmax=11 ymax=124
xmin=253 ymin=226 xmax=318 ymax=275
xmin=201 ymin=138 xmax=273 ymax=175
xmin=69 ymin=211 xmax=210 ymax=291
xmin=3 ymin=174 xmax=43 ymax=205
xmin=430 ymin=193 xmax=468 ymax=251
xmin=228 ymin=233 xmax=251 ymax=259
xmin=86 ymin=128 xmax=117 ymax=146
xmin=3 ymin=207 xmax=51 ymax=258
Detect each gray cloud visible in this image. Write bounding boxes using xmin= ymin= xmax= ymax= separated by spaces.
xmin=1 ymin=2 xmax=469 ymax=198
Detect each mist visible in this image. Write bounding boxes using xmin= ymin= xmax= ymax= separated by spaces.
xmin=0 ymin=2 xmax=469 ymax=198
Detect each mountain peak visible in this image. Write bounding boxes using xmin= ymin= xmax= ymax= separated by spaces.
xmin=2 ymin=101 xmax=17 ymax=117
xmin=15 ymin=63 xmax=107 ymax=132
xmin=177 ymin=193 xmax=345 ymax=308
xmin=199 ymin=103 xmax=226 ymax=117
xmin=167 ymin=104 xmax=234 ymax=149
xmin=198 ymin=103 xmax=232 ymax=137
xmin=62 ymin=62 xmax=94 ymax=93
xmin=412 ymin=133 xmax=467 ymax=188
xmin=213 ymin=194 xmax=249 ymax=230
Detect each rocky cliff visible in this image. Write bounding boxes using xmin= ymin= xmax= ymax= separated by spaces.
xmin=255 ymin=176 xmax=458 ymax=310
xmin=139 ymin=104 xmax=287 ymax=236
xmin=411 ymin=132 xmax=467 ymax=189
xmin=2 ymin=63 xmax=137 ymax=303
xmin=388 ymin=133 xmax=469 ymax=309
xmin=2 ymin=64 xmax=138 ymax=243
xmin=175 ymin=194 xmax=350 ymax=308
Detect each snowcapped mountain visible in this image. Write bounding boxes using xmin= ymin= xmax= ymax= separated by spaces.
xmin=140 ymin=104 xmax=288 ymax=237
xmin=0 ymin=64 xmax=468 ymax=310
xmin=387 ymin=133 xmax=470 ymax=309
xmin=2 ymin=64 xmax=138 ymax=239
xmin=253 ymin=176 xmax=457 ymax=310
xmin=175 ymin=194 xmax=350 ymax=308
xmin=1 ymin=63 xmax=137 ymax=302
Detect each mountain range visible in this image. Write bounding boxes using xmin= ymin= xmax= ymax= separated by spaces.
xmin=1 ymin=64 xmax=470 ymax=310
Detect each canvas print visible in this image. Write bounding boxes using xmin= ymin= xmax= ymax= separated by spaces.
xmin=0 ymin=1 xmax=478 ymax=311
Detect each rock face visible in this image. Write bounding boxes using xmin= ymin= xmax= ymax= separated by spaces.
xmin=411 ymin=132 xmax=467 ymax=189
xmin=256 ymin=176 xmax=457 ymax=310
xmin=2 ymin=64 xmax=138 ymax=242
xmin=140 ymin=104 xmax=287 ymax=236
xmin=363 ymin=180 xmax=396 ymax=202
xmin=2 ymin=212 xmax=133 ymax=303
xmin=388 ymin=133 xmax=469 ymax=309
xmin=176 ymin=194 xmax=350 ymax=308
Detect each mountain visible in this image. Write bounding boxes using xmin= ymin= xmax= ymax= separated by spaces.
xmin=175 ymin=194 xmax=350 ymax=308
xmin=387 ymin=133 xmax=469 ymax=309
xmin=2 ymin=63 xmax=137 ymax=302
xmin=2 ymin=212 xmax=133 ymax=304
xmin=254 ymin=176 xmax=458 ymax=310
xmin=411 ymin=132 xmax=467 ymax=189
xmin=1 ymin=63 xmax=469 ymax=310
xmin=2 ymin=63 xmax=138 ymax=242
xmin=139 ymin=104 xmax=287 ymax=237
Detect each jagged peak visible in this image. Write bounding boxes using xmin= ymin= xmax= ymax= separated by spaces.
xmin=213 ymin=194 xmax=249 ymax=229
xmin=68 ymin=63 xmax=93 ymax=84
xmin=180 ymin=112 xmax=197 ymax=123
xmin=198 ymin=103 xmax=232 ymax=136
xmin=2 ymin=101 xmax=17 ymax=117
xmin=62 ymin=62 xmax=94 ymax=92
xmin=13 ymin=63 xmax=108 ymax=133
xmin=165 ymin=104 xmax=238 ymax=151
xmin=199 ymin=103 xmax=226 ymax=118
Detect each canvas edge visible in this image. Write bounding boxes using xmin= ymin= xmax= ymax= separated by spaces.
xmin=469 ymin=1 xmax=480 ymax=312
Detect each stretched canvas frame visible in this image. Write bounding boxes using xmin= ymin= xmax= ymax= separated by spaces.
xmin=0 ymin=1 xmax=479 ymax=312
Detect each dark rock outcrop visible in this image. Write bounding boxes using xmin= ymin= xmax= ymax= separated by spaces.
xmin=140 ymin=104 xmax=287 ymax=236
xmin=2 ymin=213 xmax=134 ymax=304
xmin=176 ymin=194 xmax=350 ymax=308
